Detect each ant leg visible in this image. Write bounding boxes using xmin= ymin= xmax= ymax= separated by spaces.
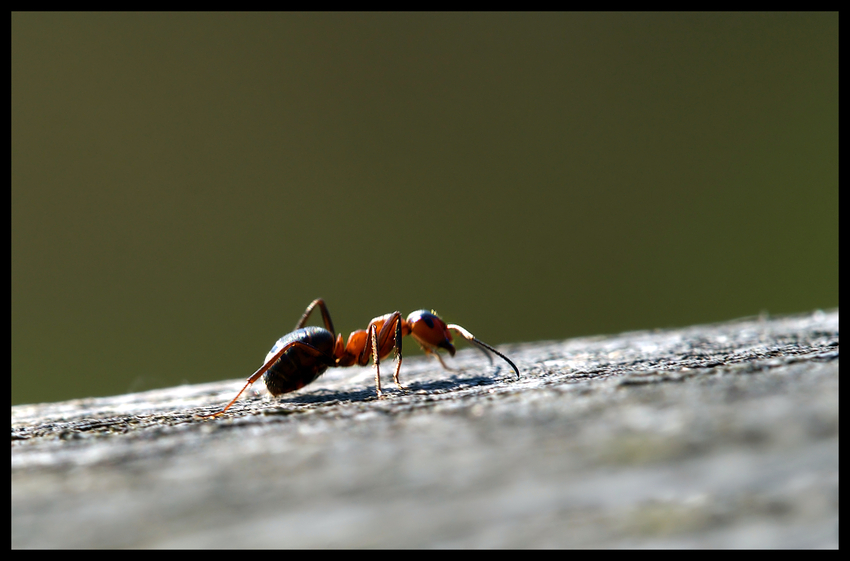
xmin=294 ymin=298 xmax=335 ymax=334
xmin=374 ymin=313 xmax=406 ymax=391
xmin=422 ymin=346 xmax=457 ymax=371
xmin=369 ymin=324 xmax=383 ymax=398
xmin=200 ymin=340 xmax=327 ymax=417
xmin=447 ymin=324 xmax=520 ymax=379
xmin=390 ymin=314 xmax=405 ymax=390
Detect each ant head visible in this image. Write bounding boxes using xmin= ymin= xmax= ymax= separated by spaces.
xmin=406 ymin=309 xmax=456 ymax=356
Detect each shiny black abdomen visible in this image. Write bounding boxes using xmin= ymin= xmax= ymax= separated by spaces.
xmin=262 ymin=326 xmax=336 ymax=396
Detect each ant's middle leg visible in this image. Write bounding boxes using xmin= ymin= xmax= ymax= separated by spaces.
xmin=362 ymin=312 xmax=406 ymax=396
xmin=369 ymin=324 xmax=383 ymax=397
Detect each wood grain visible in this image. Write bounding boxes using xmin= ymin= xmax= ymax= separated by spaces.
xmin=12 ymin=310 xmax=838 ymax=547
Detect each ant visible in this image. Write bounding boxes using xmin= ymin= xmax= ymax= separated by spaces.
xmin=202 ymin=298 xmax=520 ymax=417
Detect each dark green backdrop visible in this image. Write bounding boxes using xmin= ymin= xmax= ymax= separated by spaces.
xmin=12 ymin=12 xmax=838 ymax=405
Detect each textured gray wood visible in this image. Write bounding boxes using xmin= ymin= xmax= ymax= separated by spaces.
xmin=12 ymin=310 xmax=838 ymax=548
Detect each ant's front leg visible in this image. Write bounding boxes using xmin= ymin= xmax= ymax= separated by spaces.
xmin=421 ymin=346 xmax=457 ymax=371
xmin=388 ymin=314 xmax=405 ymax=390
xmin=369 ymin=324 xmax=383 ymax=398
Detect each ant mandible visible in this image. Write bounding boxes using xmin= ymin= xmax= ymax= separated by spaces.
xmin=203 ymin=298 xmax=520 ymax=417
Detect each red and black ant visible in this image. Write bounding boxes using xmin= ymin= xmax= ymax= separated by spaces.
xmin=203 ymin=299 xmax=519 ymax=417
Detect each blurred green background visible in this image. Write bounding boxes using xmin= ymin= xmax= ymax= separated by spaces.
xmin=12 ymin=13 xmax=837 ymax=405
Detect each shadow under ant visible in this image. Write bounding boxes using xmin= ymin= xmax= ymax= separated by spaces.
xmin=268 ymin=367 xmax=505 ymax=405
xmin=196 ymin=366 xmax=513 ymax=418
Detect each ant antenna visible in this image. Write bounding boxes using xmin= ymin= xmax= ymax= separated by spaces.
xmin=447 ymin=324 xmax=520 ymax=379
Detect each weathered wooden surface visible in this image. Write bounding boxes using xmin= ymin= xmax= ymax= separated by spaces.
xmin=12 ymin=310 xmax=838 ymax=548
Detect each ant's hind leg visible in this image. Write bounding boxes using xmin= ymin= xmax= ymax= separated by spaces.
xmin=199 ymin=339 xmax=326 ymax=418
xmin=295 ymin=299 xmax=336 ymax=334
